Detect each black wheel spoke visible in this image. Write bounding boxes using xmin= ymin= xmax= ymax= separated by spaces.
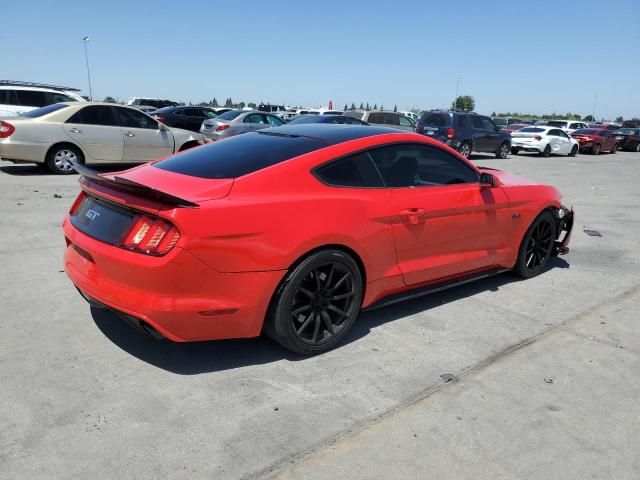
xmin=299 ymin=287 xmax=315 ymax=299
xmin=333 ymin=272 xmax=351 ymax=290
xmin=296 ymin=313 xmax=315 ymax=335
xmin=292 ymin=304 xmax=311 ymax=318
xmin=328 ymin=304 xmax=348 ymax=318
xmin=326 ymin=264 xmax=335 ymax=287
xmin=331 ymin=291 xmax=355 ymax=301
xmin=321 ymin=311 xmax=334 ymax=335
xmin=311 ymin=316 xmax=321 ymax=343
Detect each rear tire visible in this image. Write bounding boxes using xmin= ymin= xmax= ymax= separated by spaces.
xmin=540 ymin=144 xmax=551 ymax=157
xmin=610 ymin=143 xmax=617 ymax=154
xmin=264 ymin=249 xmax=363 ymax=355
xmin=569 ymin=145 xmax=578 ymax=157
xmin=592 ymin=143 xmax=601 ymax=155
xmin=496 ymin=142 xmax=510 ymax=159
xmin=45 ymin=145 xmax=83 ymax=175
xmin=459 ymin=142 xmax=472 ymax=158
xmin=513 ymin=211 xmax=557 ymax=279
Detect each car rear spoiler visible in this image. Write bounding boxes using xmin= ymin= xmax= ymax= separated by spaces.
xmin=72 ymin=162 xmax=199 ymax=208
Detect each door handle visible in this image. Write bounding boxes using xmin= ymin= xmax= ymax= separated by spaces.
xmin=125 ymin=131 xmax=135 ymax=137
xmin=399 ymin=208 xmax=426 ymax=224
xmin=69 ymin=128 xmax=82 ymax=133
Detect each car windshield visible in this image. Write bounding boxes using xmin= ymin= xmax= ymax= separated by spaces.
xmin=20 ymin=103 xmax=69 ymax=118
xmin=573 ymin=129 xmax=599 ymax=135
xmin=616 ymin=128 xmax=635 ymax=134
xmin=546 ymin=121 xmax=567 ymax=127
xmin=216 ymin=110 xmax=244 ymax=121
xmin=154 ymin=131 xmax=328 ymax=179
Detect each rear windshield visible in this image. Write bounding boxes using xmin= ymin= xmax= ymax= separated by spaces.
xmin=154 ymin=131 xmax=327 ymax=179
xmin=343 ymin=111 xmax=364 ymax=120
xmin=20 ymin=103 xmax=69 ymax=118
xmin=288 ymin=116 xmax=323 ymax=124
xmin=573 ymin=129 xmax=599 ymax=135
xmin=546 ymin=121 xmax=567 ymax=127
xmin=420 ymin=113 xmax=451 ymax=127
xmin=518 ymin=127 xmax=545 ymax=133
xmin=216 ymin=110 xmax=243 ymax=121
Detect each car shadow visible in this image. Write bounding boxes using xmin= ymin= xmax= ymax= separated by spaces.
xmin=91 ymin=257 xmax=569 ymax=375
xmin=0 ymin=163 xmax=139 ymax=176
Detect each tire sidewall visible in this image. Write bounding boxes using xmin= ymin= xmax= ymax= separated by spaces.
xmin=269 ymin=250 xmax=363 ymax=354
xmin=46 ymin=145 xmax=83 ymax=175
xmin=514 ymin=211 xmax=557 ymax=279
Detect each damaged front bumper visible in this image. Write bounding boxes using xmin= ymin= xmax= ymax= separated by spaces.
xmin=553 ymin=205 xmax=574 ymax=256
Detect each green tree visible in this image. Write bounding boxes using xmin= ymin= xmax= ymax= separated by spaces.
xmin=103 ymin=96 xmax=117 ymax=103
xmin=616 ymin=116 xmax=623 ymax=122
xmin=452 ymin=95 xmax=475 ymax=112
xmin=373 ymin=103 xmax=378 ymax=110
xmin=212 ymin=98 xmax=219 ymax=107
xmin=225 ymin=97 xmax=233 ymax=107
xmin=248 ymin=102 xmax=257 ymax=109
xmin=344 ymin=104 xmax=348 ymax=111
xmin=350 ymin=102 xmax=356 ymax=110
xmin=238 ymin=101 xmax=246 ymax=108
xmin=359 ymin=102 xmax=364 ymax=109
xmin=365 ymin=102 xmax=370 ymax=110
xmin=584 ymin=114 xmax=594 ymax=122
xmin=491 ymin=111 xmax=496 ymax=117
xmin=393 ymin=105 xmax=397 ymax=112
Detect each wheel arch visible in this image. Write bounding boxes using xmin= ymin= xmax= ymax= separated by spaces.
xmin=178 ymin=140 xmax=200 ymax=152
xmin=45 ymin=141 xmax=86 ymax=164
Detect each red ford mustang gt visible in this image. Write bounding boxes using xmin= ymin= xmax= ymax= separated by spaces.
xmin=62 ymin=125 xmax=573 ymax=354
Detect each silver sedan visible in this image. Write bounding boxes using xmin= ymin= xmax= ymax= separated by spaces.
xmin=200 ymin=110 xmax=285 ymax=140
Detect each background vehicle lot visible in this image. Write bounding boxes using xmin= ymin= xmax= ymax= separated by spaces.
xmin=1 ymin=151 xmax=639 ymax=478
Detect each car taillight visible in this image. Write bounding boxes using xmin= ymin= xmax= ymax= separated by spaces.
xmin=154 ymin=115 xmax=166 ymax=122
xmin=0 ymin=121 xmax=15 ymax=138
xmin=216 ymin=124 xmax=230 ymax=131
xmin=121 ymin=214 xmax=180 ymax=255
xmin=447 ymin=128 xmax=455 ymax=139
xmin=69 ymin=191 xmax=87 ymax=215
xmin=534 ymin=135 xmax=542 ymax=141
xmin=629 ymin=136 xmax=636 ymax=141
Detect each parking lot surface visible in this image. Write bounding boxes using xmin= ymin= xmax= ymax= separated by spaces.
xmin=1 ymin=151 xmax=639 ymax=479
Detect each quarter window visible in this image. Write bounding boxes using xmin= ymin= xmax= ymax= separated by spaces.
xmin=367 ymin=112 xmax=385 ymax=124
xmin=315 ymin=152 xmax=384 ymax=188
xmin=245 ymin=113 xmax=268 ymax=124
xmin=369 ymin=143 xmax=478 ymax=187
xmin=16 ymin=90 xmax=47 ymax=107
xmin=266 ymin=115 xmax=284 ymax=126
xmin=398 ymin=115 xmax=413 ymax=127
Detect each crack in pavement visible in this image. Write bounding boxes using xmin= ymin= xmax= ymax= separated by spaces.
xmin=243 ymin=283 xmax=640 ymax=480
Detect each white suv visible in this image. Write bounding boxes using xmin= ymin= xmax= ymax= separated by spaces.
xmin=0 ymin=81 xmax=86 ymax=117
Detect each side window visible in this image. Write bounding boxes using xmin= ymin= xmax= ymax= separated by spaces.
xmin=47 ymin=92 xmax=75 ymax=104
xmin=315 ymin=152 xmax=384 ymax=188
xmin=456 ymin=115 xmax=468 ymax=128
xmin=16 ymin=90 xmax=47 ymax=107
xmin=398 ymin=115 xmax=413 ymax=127
xmin=471 ymin=116 xmax=484 ymax=129
xmin=245 ymin=114 xmax=267 ymax=124
xmin=184 ymin=108 xmax=202 ymax=116
xmin=369 ymin=143 xmax=478 ymax=187
xmin=367 ymin=112 xmax=385 ymax=124
xmin=558 ymin=130 xmax=570 ymax=138
xmin=266 ymin=115 xmax=284 ymax=126
xmin=480 ymin=117 xmax=496 ymax=130
xmin=383 ymin=113 xmax=401 ymax=126
xmin=66 ymin=106 xmax=116 ymax=126
xmin=547 ymin=129 xmax=559 ymax=136
xmin=203 ymin=109 xmax=217 ymax=118
xmin=116 ymin=107 xmax=159 ymax=129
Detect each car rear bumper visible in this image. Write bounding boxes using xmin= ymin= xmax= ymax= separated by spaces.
xmin=0 ymin=139 xmax=48 ymax=163
xmin=62 ymin=216 xmax=286 ymax=342
xmin=511 ymin=140 xmax=543 ymax=152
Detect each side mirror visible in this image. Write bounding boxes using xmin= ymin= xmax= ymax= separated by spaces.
xmin=479 ymin=172 xmax=496 ymax=188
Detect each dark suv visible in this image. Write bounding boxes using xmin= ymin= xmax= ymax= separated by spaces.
xmin=416 ymin=111 xmax=511 ymax=158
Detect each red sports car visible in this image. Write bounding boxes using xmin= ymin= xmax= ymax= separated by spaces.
xmin=63 ymin=125 xmax=573 ymax=354
xmin=571 ymin=128 xmax=618 ymax=154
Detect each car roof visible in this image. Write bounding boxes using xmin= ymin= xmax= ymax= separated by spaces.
xmin=262 ymin=124 xmax=403 ymax=144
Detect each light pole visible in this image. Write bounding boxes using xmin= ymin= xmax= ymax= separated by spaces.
xmin=591 ymin=93 xmax=598 ymax=122
xmin=453 ymin=77 xmax=461 ymax=111
xmin=82 ymin=36 xmax=93 ymax=101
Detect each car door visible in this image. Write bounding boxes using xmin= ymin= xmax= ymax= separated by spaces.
xmin=471 ymin=115 xmax=490 ymax=152
xmin=63 ymin=105 xmax=123 ymax=162
xmin=114 ymin=106 xmax=174 ymax=161
xmin=555 ymin=129 xmax=573 ymax=153
xmin=546 ymin=129 xmax=563 ymax=153
xmin=369 ymin=143 xmax=512 ymax=286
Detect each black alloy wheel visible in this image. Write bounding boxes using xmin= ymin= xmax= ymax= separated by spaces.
xmin=496 ymin=142 xmax=510 ymax=159
xmin=513 ymin=211 xmax=557 ymax=278
xmin=265 ymin=250 xmax=363 ymax=354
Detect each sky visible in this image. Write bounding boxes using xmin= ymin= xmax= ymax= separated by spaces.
xmin=1 ymin=0 xmax=639 ymax=119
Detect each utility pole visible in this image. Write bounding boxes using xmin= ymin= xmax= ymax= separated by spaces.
xmin=453 ymin=77 xmax=461 ymax=111
xmin=82 ymin=36 xmax=93 ymax=101
xmin=591 ymin=93 xmax=598 ymax=121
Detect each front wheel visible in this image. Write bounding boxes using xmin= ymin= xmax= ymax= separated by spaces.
xmin=264 ymin=250 xmax=363 ymax=355
xmin=569 ymin=145 xmax=578 ymax=157
xmin=592 ymin=143 xmax=601 ymax=155
xmin=513 ymin=211 xmax=557 ymax=279
xmin=46 ymin=145 xmax=83 ymax=175
xmin=496 ymin=142 xmax=510 ymax=159
xmin=459 ymin=142 xmax=472 ymax=158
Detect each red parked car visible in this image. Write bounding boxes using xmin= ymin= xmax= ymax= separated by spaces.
xmin=63 ymin=125 xmax=574 ymax=354
xmin=571 ymin=128 xmax=619 ymax=155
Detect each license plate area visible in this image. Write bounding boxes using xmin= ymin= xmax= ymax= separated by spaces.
xmin=70 ymin=194 xmax=136 ymax=245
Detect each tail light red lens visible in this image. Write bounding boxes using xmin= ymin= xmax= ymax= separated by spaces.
xmin=121 ymin=214 xmax=180 ymax=255
xmin=154 ymin=115 xmax=166 ymax=122
xmin=629 ymin=136 xmax=636 ymax=141
xmin=216 ymin=124 xmax=230 ymax=132
xmin=447 ymin=128 xmax=455 ymax=139
xmin=534 ymin=135 xmax=542 ymax=141
xmin=0 ymin=121 xmax=15 ymax=138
